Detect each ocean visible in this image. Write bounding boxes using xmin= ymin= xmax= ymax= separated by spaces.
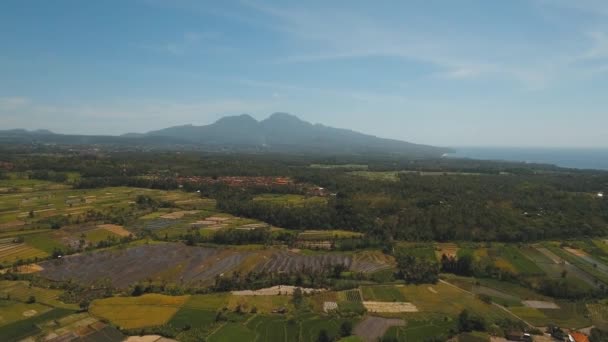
xmin=447 ymin=147 xmax=608 ymax=171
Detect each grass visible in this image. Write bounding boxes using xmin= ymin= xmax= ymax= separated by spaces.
xmin=0 ymin=281 xmax=77 ymax=309
xmin=169 ymin=308 xmax=218 ymax=331
xmin=395 ymin=243 xmax=437 ymax=261
xmin=0 ymin=300 xmax=52 ymax=327
xmin=509 ymin=306 xmax=548 ymax=325
xmin=546 ymin=244 xmax=608 ymax=285
xmin=300 ymin=314 xmax=353 ymax=342
xmin=509 ymin=301 xmax=591 ymax=328
xmin=361 ymin=285 xmax=406 ymax=302
xmin=22 ymin=232 xmax=65 ymax=253
xmin=253 ymin=194 xmax=327 ymax=206
xmin=246 ymin=315 xmax=296 ymax=342
xmin=499 ymin=245 xmax=544 ymax=276
xmin=183 ymin=293 xmax=230 ymax=310
xmin=459 ymin=331 xmax=490 ymax=342
xmin=298 ymin=230 xmax=363 ymax=240
xmin=384 ymin=318 xmax=455 ymax=341
xmin=89 ymin=294 xmax=189 ymax=329
xmin=587 ymin=301 xmax=608 ymax=329
xmin=85 ymin=228 xmax=119 ymax=243
xmin=400 ymin=282 xmax=513 ymax=323
xmin=208 ymin=322 xmax=254 ymax=342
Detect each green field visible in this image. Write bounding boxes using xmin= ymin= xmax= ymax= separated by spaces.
xmin=208 ymin=322 xmax=255 ymax=342
xmin=298 ymin=230 xmax=363 ymax=240
xmin=253 ymin=194 xmax=327 ymax=206
xmin=384 ymin=318 xmax=455 ymax=341
xmin=498 ymin=245 xmax=544 ymax=276
xmin=509 ymin=301 xmax=591 ymax=328
xmin=361 ymin=285 xmax=406 ymax=302
xmin=545 ymin=244 xmax=608 ymax=285
xmin=0 ymin=281 xmax=77 ymax=309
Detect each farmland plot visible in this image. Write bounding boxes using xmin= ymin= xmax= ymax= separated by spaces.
xmin=39 ymin=243 xmax=248 ymax=288
xmin=255 ymin=250 xmax=383 ymax=273
xmin=39 ymin=244 xmax=388 ymax=289
xmin=90 ymin=294 xmax=188 ymax=329
xmin=0 ymin=238 xmax=47 ymax=265
xmin=532 ymin=246 xmax=600 ymax=288
xmin=354 ymin=316 xmax=405 ymax=342
xmin=361 ymin=285 xmax=406 ymax=302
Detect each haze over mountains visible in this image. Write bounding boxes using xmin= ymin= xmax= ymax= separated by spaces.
xmin=0 ymin=113 xmax=451 ymax=157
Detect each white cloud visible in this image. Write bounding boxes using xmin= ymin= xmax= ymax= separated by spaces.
xmin=137 ymin=31 xmax=221 ymax=55
xmin=0 ymin=97 xmax=30 ymax=110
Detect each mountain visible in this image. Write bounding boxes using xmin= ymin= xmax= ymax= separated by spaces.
xmin=143 ymin=113 xmax=451 ymax=157
xmin=0 ymin=113 xmax=451 ymax=157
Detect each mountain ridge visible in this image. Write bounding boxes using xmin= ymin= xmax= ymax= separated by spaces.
xmin=0 ymin=113 xmax=452 ymax=157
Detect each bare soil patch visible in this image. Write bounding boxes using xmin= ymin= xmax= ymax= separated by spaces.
xmin=564 ymin=247 xmax=587 ymax=257
xmin=354 ymin=316 xmax=405 ymax=342
xmin=522 ymin=300 xmax=560 ymax=309
xmin=159 ymin=210 xmax=198 ymax=220
xmin=231 ymin=285 xmax=323 ymax=296
xmin=323 ymin=301 xmax=338 ymax=312
xmin=363 ymin=301 xmax=418 ymax=313
xmin=23 ymin=309 xmax=37 ymax=317
xmin=0 ymin=220 xmax=25 ymax=230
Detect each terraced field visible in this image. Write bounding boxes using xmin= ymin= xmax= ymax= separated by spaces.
xmin=39 ymin=243 xmax=247 ymax=288
xmin=0 ymin=237 xmax=47 ymax=265
xmin=39 ymin=243 xmax=389 ymax=288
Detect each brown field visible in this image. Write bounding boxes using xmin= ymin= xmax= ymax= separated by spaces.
xmin=159 ymin=210 xmax=199 ymax=219
xmin=522 ymin=300 xmax=560 ymax=309
xmin=564 ymin=247 xmax=587 ymax=257
xmin=0 ymin=220 xmax=25 ymax=230
xmin=362 ymin=301 xmax=418 ymax=313
xmin=354 ymin=316 xmax=405 ymax=342
xmin=435 ymin=242 xmax=459 ymax=260
xmin=97 ymin=224 xmax=131 ymax=237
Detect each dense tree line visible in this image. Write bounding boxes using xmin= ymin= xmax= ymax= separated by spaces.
xmin=4 ymin=149 xmax=608 ymax=242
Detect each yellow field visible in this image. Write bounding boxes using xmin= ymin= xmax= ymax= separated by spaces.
xmin=90 ymin=294 xmax=189 ymax=329
xmin=494 ymin=258 xmax=517 ymax=274
xmin=0 ymin=301 xmax=51 ymax=326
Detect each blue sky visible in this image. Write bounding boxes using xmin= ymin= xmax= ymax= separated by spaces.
xmin=1 ymin=0 xmax=607 ymax=147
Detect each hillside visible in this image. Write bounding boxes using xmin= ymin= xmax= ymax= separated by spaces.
xmin=0 ymin=113 xmax=451 ymax=157
xmin=144 ymin=112 xmax=451 ymax=157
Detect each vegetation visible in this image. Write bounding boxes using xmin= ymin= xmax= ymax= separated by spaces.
xmin=0 ymin=147 xmax=606 ymax=341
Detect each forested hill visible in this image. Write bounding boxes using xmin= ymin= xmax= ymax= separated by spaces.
xmin=0 ymin=113 xmax=451 ymax=158
xmin=142 ymin=113 xmax=451 ymax=157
